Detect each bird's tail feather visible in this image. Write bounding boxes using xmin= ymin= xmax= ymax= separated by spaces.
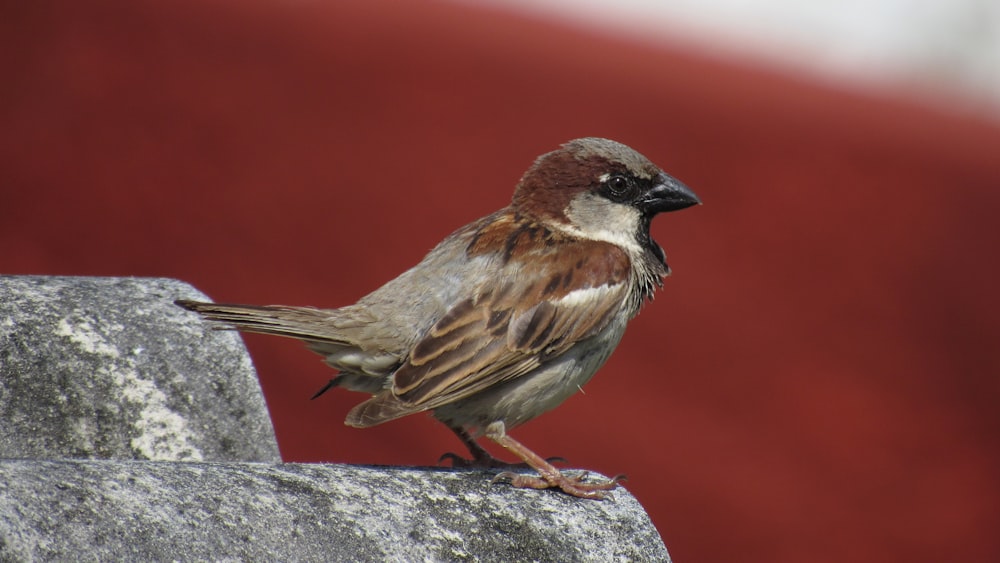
xmin=175 ymin=299 xmax=348 ymax=345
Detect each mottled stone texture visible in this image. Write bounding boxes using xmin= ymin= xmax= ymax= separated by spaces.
xmin=0 ymin=460 xmax=670 ymax=562
xmin=0 ymin=276 xmax=280 ymax=462
xmin=0 ymin=276 xmax=669 ymax=561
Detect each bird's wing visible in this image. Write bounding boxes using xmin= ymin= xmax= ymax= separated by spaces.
xmin=344 ymin=238 xmax=632 ymax=427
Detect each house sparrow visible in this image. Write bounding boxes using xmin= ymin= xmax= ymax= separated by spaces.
xmin=177 ymin=137 xmax=699 ymax=499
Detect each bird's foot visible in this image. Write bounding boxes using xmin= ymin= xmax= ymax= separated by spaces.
xmin=439 ymin=451 xmax=567 ymax=470
xmin=482 ymin=421 xmax=622 ymax=500
xmin=492 ymin=471 xmax=626 ymax=500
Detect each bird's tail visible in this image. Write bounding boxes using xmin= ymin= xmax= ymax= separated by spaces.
xmin=175 ymin=299 xmax=347 ymax=345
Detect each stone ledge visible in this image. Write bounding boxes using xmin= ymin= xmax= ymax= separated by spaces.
xmin=0 ymin=275 xmax=279 ymax=462
xmin=0 ymin=276 xmax=670 ymax=561
xmin=0 ymin=459 xmax=670 ymax=561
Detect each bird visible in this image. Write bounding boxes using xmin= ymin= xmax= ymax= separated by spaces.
xmin=177 ymin=137 xmax=700 ymax=499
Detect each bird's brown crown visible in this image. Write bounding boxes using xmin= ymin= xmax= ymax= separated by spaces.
xmin=511 ymin=137 xmax=662 ymax=224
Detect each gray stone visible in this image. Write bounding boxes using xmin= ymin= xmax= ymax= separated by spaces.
xmin=0 ymin=459 xmax=670 ymax=562
xmin=0 ymin=276 xmax=280 ymax=462
xmin=0 ymin=276 xmax=669 ymax=559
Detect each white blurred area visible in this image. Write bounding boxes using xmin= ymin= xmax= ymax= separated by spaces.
xmin=469 ymin=0 xmax=1000 ymax=119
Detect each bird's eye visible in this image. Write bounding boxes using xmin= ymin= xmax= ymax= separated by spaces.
xmin=605 ymin=174 xmax=632 ymax=198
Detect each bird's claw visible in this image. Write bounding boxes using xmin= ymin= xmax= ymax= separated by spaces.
xmin=439 ymin=451 xmax=566 ymax=470
xmin=491 ymin=469 xmax=623 ymax=500
xmin=438 ymin=452 xmax=467 ymax=466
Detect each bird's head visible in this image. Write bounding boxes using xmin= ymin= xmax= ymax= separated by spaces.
xmin=511 ymin=137 xmax=700 ymax=252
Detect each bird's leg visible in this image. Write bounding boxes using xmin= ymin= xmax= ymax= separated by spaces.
xmin=439 ymin=425 xmax=506 ymax=468
xmin=439 ymin=424 xmax=568 ymax=468
xmin=484 ymin=421 xmax=624 ymax=500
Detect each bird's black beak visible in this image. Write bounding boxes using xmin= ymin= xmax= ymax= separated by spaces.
xmin=640 ymin=172 xmax=701 ymax=214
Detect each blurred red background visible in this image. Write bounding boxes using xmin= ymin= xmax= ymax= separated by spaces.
xmin=3 ymin=1 xmax=998 ymax=561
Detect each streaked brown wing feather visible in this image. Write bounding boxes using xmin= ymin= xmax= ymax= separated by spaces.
xmin=344 ymin=237 xmax=631 ymax=428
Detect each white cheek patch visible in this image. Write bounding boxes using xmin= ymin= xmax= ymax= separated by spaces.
xmin=562 ymin=194 xmax=643 ymax=253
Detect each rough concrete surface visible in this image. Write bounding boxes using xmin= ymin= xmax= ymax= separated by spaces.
xmin=0 ymin=459 xmax=670 ymax=562
xmin=0 ymin=276 xmax=669 ymax=561
xmin=0 ymin=276 xmax=280 ymax=462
